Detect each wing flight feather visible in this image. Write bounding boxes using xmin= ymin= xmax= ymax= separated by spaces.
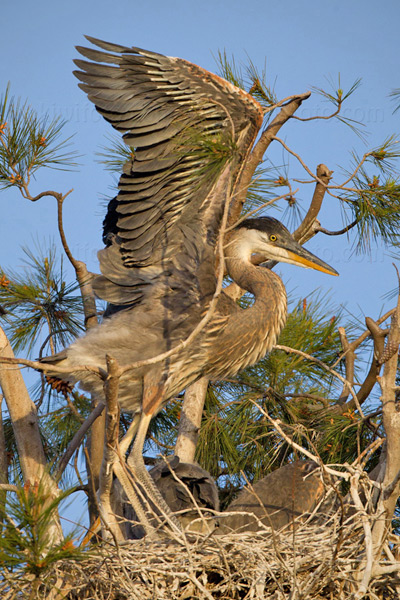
xmin=74 ymin=37 xmax=263 ymax=307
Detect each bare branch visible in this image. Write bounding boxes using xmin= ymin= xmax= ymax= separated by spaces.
xmin=229 ymin=92 xmax=311 ymax=223
xmin=54 ymin=193 xmax=98 ymax=330
xmin=379 ymin=284 xmax=400 ymax=510
xmin=251 ymin=403 xmax=349 ymax=481
xmin=0 ymin=483 xmax=18 ymax=492
xmin=337 ymin=326 xmax=355 ymax=403
xmin=356 ymin=318 xmax=386 ymax=405
xmin=383 ymin=467 xmax=400 ymax=500
xmin=331 ymin=308 xmax=395 ymax=369
xmin=98 ymin=355 xmax=124 ymax=541
xmin=315 ymin=219 xmax=358 ymax=236
xmin=274 ymin=343 xmax=365 ymax=418
xmin=272 ymin=136 xmax=329 ymax=185
xmin=0 ymin=326 xmax=63 ymax=543
xmin=349 ymin=471 xmax=374 ymax=597
xmin=294 ymin=164 xmax=333 ymax=244
xmin=55 ymin=401 xmax=105 ymax=482
xmin=0 ymin=395 xmax=7 ymax=489
xmin=292 ymin=106 xmax=341 ymax=122
xmin=18 ymin=183 xmax=99 ymax=331
xmin=0 ymin=354 xmax=106 ymax=379
xmin=175 ymin=377 xmax=209 ymax=463
xmin=0 ymin=327 xmax=49 ymax=480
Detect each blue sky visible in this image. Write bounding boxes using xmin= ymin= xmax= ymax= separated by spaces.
xmin=1 ymin=0 xmax=399 ymax=532
xmin=1 ymin=0 xmax=399 ymax=318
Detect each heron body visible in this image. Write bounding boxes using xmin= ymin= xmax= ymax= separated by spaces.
xmin=117 ymin=457 xmax=220 ymax=538
xmin=62 ymin=218 xmax=288 ymax=412
xmin=218 ymin=461 xmax=334 ymax=533
xmin=42 ymin=37 xmax=338 ymax=533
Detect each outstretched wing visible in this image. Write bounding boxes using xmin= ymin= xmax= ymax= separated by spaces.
xmin=74 ymin=37 xmax=263 ymax=307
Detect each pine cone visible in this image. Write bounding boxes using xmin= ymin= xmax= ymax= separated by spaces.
xmin=45 ymin=375 xmax=74 ymax=397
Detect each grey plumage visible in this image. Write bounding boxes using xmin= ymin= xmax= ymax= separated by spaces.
xmin=41 ymin=38 xmax=338 ymax=533
xmin=116 ymin=457 xmax=219 ymax=538
xmin=218 ymin=461 xmax=337 ymax=533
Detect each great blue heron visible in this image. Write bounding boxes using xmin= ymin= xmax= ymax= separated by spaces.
xmin=42 ymin=37 xmax=338 ymax=531
xmin=217 ymin=461 xmax=336 ymax=533
xmin=115 ymin=457 xmax=219 ymax=538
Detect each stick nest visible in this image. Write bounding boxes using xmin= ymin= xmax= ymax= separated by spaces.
xmin=10 ymin=507 xmax=400 ymax=600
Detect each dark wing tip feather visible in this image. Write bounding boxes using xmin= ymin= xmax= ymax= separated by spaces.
xmin=83 ymin=35 xmax=128 ymax=53
xmin=82 ymin=35 xmax=164 ymax=60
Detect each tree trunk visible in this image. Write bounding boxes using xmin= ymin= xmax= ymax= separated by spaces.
xmin=175 ymin=378 xmax=209 ymax=463
xmin=0 ymin=326 xmax=63 ymax=543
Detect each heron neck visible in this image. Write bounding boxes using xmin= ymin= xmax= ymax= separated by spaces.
xmin=224 ymin=239 xmax=277 ymax=297
xmin=207 ymin=240 xmax=287 ymax=376
xmin=224 ymin=239 xmax=287 ymax=331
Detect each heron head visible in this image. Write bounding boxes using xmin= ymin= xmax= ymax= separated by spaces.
xmin=231 ymin=217 xmax=338 ymax=276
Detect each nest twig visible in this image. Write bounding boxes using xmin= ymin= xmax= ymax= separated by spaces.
xmin=3 ymin=496 xmax=400 ymax=600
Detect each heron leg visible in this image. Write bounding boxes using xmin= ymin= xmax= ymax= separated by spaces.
xmin=127 ymin=411 xmax=183 ymax=534
xmin=118 ymin=413 xmax=140 ymax=457
xmin=111 ymin=412 xmax=159 ymax=538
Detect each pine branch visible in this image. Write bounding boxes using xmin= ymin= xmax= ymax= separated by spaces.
xmin=0 ymin=85 xmax=78 ymax=191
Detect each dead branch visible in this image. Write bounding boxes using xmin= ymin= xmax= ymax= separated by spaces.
xmin=98 ymin=355 xmax=124 ymax=541
xmin=19 ymin=186 xmax=98 ymax=331
xmin=229 ymin=92 xmax=311 ymax=223
xmin=378 ymin=287 xmax=400 ymax=516
xmin=0 ymin=326 xmax=63 ymax=543
xmin=274 ymin=343 xmax=365 ymax=418
xmin=315 ymin=219 xmax=358 ymax=236
xmin=332 ymin=308 xmax=395 ymax=369
xmin=272 ymin=136 xmax=330 ymax=186
xmin=0 ymin=483 xmax=18 ymax=492
xmin=337 ymin=326 xmax=355 ymax=403
xmin=0 ymin=395 xmax=7 ymax=490
xmin=0 ymin=354 xmax=106 ymax=379
xmin=51 ymin=189 xmax=103 ymax=513
xmin=175 ymin=377 xmax=209 ymax=463
xmin=0 ymin=327 xmax=49 ymax=480
xmin=55 ymin=401 xmax=105 ymax=482
xmin=349 ymin=470 xmax=375 ymax=598
xmin=368 ymin=276 xmax=400 ymax=567
xmin=294 ymin=163 xmax=333 ymax=244
xmin=354 ymin=318 xmax=386 ymax=405
xmin=251 ymin=403 xmax=349 ymax=482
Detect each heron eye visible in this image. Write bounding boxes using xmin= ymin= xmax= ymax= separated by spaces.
xmin=270 ymin=234 xmax=277 ymax=242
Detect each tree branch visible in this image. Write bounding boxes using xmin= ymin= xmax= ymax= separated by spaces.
xmin=98 ymin=355 xmax=124 ymax=541
xmin=335 ymin=317 xmax=388 ymax=413
xmin=315 ymin=219 xmax=358 ymax=236
xmin=0 ymin=327 xmax=48 ymax=481
xmin=55 ymin=193 xmax=98 ymax=331
xmin=229 ymin=92 xmax=311 ymax=224
xmin=370 ymin=277 xmax=400 ymax=556
xmin=0 ymin=354 xmax=106 ymax=378
xmin=274 ymin=343 xmax=365 ymax=418
xmin=293 ymin=164 xmax=333 ymax=244
xmin=331 ymin=308 xmax=395 ymax=369
xmin=356 ymin=318 xmax=386 ymax=404
xmin=379 ymin=290 xmax=400 ymax=507
xmin=55 ymin=401 xmax=105 ymax=482
xmin=0 ymin=395 xmax=7 ymax=488
xmin=0 ymin=326 xmax=63 ymax=543
xmin=337 ymin=326 xmax=355 ymax=403
xmin=175 ymin=377 xmax=209 ymax=463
